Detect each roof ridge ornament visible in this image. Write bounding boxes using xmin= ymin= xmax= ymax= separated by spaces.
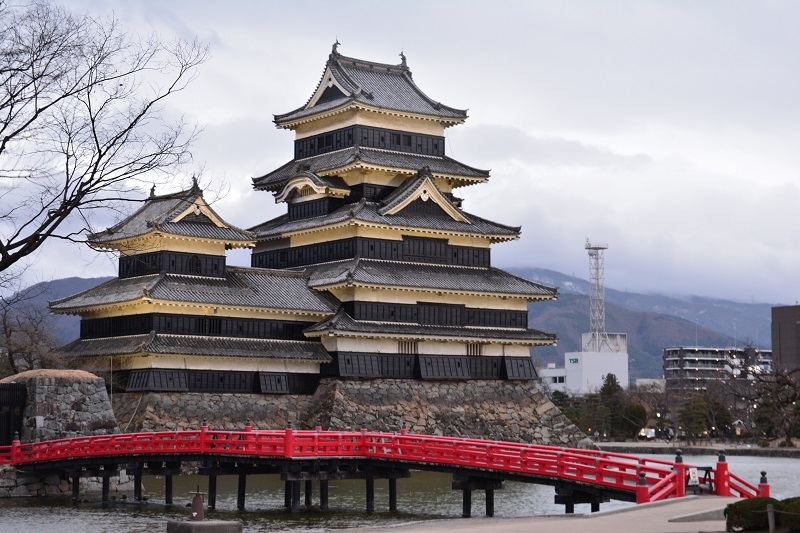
xmin=150 ymin=184 xmax=156 ymax=198
xmin=399 ymin=50 xmax=406 ymax=67
xmin=331 ymin=39 xmax=340 ymax=57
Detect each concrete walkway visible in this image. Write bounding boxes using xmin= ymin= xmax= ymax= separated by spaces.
xmin=350 ymin=496 xmax=738 ymax=533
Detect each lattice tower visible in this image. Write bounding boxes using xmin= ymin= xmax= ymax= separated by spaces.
xmin=584 ymin=239 xmax=613 ymax=352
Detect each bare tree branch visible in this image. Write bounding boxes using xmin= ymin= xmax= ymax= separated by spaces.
xmin=0 ymin=1 xmax=208 ymax=283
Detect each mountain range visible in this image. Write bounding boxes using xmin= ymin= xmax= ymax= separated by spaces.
xmin=12 ymin=270 xmax=778 ymax=380
xmin=511 ymin=267 xmax=775 ymax=380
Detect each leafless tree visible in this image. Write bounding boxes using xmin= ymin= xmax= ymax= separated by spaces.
xmin=0 ymin=279 xmax=61 ymax=376
xmin=0 ymin=0 xmax=208 ymax=287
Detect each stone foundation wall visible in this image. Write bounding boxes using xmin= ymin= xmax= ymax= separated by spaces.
xmin=112 ymin=391 xmax=316 ymax=433
xmin=309 ymin=379 xmax=585 ymax=446
xmin=0 ymin=465 xmax=133 ymax=498
xmin=0 ymin=369 xmax=118 ymax=442
xmin=111 ymin=378 xmax=585 ymax=447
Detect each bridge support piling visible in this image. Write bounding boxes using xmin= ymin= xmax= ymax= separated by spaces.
xmin=555 ymin=485 xmax=609 ymax=514
xmin=237 ymin=474 xmax=247 ymax=510
xmin=305 ymin=479 xmax=313 ymax=507
xmin=102 ymin=474 xmax=110 ymax=502
xmin=284 ymin=481 xmax=291 ymax=509
xmin=389 ymin=478 xmax=397 ymax=512
xmin=453 ymin=476 xmax=503 ymax=518
xmin=320 ymin=480 xmax=329 ymax=511
xmin=208 ymin=474 xmax=217 ymax=511
xmin=165 ymin=474 xmax=173 ymax=505
xmin=462 ymin=489 xmax=472 ymax=518
xmin=133 ymin=473 xmax=142 ymax=501
xmin=291 ymin=480 xmax=301 ymax=512
xmin=71 ymin=471 xmax=80 ymax=501
xmin=366 ymin=477 xmax=375 ymax=513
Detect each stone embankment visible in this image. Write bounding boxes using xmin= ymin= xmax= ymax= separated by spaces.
xmin=113 ymin=378 xmax=585 ymax=447
xmin=0 ymin=369 xmax=132 ymax=497
xmin=597 ymin=441 xmax=800 ymax=458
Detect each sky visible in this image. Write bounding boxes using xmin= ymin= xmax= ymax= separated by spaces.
xmin=18 ymin=0 xmax=800 ymax=305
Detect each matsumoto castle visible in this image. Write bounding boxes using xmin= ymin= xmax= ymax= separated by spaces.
xmin=51 ymin=45 xmax=560 ymax=397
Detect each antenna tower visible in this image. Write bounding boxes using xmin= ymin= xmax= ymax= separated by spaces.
xmin=584 ymin=239 xmax=613 ymax=352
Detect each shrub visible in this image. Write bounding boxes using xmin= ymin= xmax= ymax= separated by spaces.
xmin=778 ymin=439 xmax=795 ymax=448
xmin=757 ymin=439 xmax=771 ymax=448
xmin=725 ymin=497 xmax=783 ymax=531
xmin=780 ymin=498 xmax=800 ymax=532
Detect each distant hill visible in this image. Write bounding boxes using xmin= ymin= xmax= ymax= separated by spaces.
xmin=19 ymin=277 xmax=113 ymax=342
xmin=509 ymin=267 xmax=774 ymax=380
xmin=11 ymin=270 xmax=777 ymax=380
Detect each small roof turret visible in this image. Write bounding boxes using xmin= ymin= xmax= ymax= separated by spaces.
xmin=90 ymin=184 xmax=255 ymax=251
xmin=274 ymin=45 xmax=467 ymax=129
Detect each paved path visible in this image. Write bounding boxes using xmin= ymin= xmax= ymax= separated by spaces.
xmin=349 ymin=496 xmax=737 ymax=533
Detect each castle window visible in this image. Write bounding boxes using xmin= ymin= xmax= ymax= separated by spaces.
xmin=187 ymin=255 xmax=201 ymax=275
xmin=398 ymin=341 xmax=418 ymax=355
xmin=467 ymin=344 xmax=483 ymax=357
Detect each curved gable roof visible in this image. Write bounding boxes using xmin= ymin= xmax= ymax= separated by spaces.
xmin=274 ymin=47 xmax=467 ymax=127
xmin=90 ymin=182 xmax=255 ymax=247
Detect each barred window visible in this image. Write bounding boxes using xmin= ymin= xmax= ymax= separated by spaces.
xmin=398 ymin=341 xmax=418 ymax=355
xmin=187 ymin=255 xmax=202 ymax=275
xmin=467 ymin=343 xmax=483 ymax=356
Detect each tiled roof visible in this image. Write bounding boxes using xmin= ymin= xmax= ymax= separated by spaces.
xmin=59 ymin=333 xmax=331 ymax=362
xmin=90 ymin=183 xmax=255 ymax=245
xmin=252 ymin=146 xmax=488 ymax=191
xmin=250 ymin=200 xmax=520 ymax=239
xmin=50 ymin=268 xmax=338 ymax=314
xmin=274 ymin=50 xmax=467 ymax=126
xmin=304 ymin=309 xmax=555 ymax=344
xmin=304 ymin=259 xmax=558 ymax=299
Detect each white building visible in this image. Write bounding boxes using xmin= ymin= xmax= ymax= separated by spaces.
xmin=540 ymin=333 xmax=629 ymax=395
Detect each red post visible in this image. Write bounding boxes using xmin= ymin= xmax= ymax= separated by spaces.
xmin=674 ymin=450 xmax=686 ymax=498
xmin=284 ymin=424 xmax=295 ymax=458
xmin=10 ymin=432 xmax=20 ymax=465
xmin=714 ymin=451 xmax=730 ymax=496
xmin=200 ymin=420 xmax=209 ymax=451
xmin=758 ymin=471 xmax=770 ymax=498
xmin=636 ymin=471 xmax=650 ymax=504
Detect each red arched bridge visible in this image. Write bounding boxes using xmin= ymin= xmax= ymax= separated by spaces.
xmin=0 ymin=426 xmax=768 ymax=517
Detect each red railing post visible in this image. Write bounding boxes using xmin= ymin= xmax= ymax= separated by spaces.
xmin=284 ymin=423 xmax=294 ymax=458
xmin=360 ymin=421 xmax=368 ymax=454
xmin=200 ymin=419 xmax=209 ymax=451
xmin=714 ymin=450 xmax=731 ymax=496
xmin=758 ymin=471 xmax=770 ymax=497
xmin=10 ymin=432 xmax=20 ymax=465
xmin=674 ymin=450 xmax=686 ymax=498
xmin=636 ymin=471 xmax=650 ymax=503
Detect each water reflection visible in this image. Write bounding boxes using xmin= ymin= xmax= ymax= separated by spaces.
xmin=0 ymin=455 xmax=794 ymax=533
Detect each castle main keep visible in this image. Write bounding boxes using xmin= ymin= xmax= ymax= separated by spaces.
xmin=50 ymin=46 xmax=583 ymax=445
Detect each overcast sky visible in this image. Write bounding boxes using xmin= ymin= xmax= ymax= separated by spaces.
xmin=24 ymin=0 xmax=800 ymax=305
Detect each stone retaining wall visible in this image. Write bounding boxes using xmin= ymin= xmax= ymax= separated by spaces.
xmin=112 ymin=378 xmax=585 ymax=447
xmin=0 ymin=370 xmax=128 ymax=498
xmin=0 ymin=369 xmax=118 ymax=441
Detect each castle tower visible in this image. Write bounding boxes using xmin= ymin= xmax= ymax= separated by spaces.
xmin=50 ymin=46 xmax=558 ymax=392
xmin=50 ymin=182 xmax=337 ymax=393
xmin=250 ymin=45 xmax=557 ymax=380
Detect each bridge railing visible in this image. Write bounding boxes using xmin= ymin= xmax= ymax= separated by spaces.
xmin=0 ymin=429 xmax=764 ymax=503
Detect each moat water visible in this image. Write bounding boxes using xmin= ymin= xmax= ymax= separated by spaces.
xmin=0 ymin=455 xmax=795 ymax=533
